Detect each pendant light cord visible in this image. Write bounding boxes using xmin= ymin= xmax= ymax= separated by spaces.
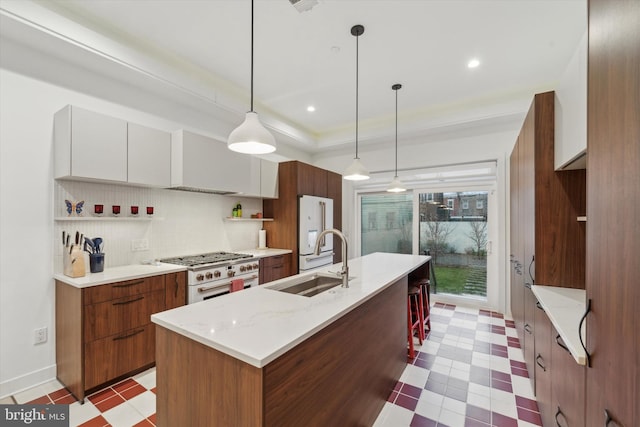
xmin=250 ymin=0 xmax=254 ymax=112
xmin=395 ymin=88 xmax=398 ymax=176
xmin=355 ymin=31 xmax=359 ymax=159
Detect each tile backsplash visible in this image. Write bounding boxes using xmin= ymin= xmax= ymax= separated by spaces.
xmin=54 ymin=180 xmax=265 ymax=273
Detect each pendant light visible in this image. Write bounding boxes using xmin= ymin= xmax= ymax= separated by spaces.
xmin=387 ymin=83 xmax=406 ymax=192
xmin=227 ymin=0 xmax=276 ymax=154
xmin=344 ymin=25 xmax=370 ymax=181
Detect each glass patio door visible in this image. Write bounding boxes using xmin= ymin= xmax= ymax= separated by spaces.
xmin=414 ymin=187 xmax=497 ymax=304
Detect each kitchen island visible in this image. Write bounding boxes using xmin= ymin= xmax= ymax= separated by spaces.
xmin=151 ymin=252 xmax=429 ymax=427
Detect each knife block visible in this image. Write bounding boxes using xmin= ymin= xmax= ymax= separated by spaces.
xmin=64 ymin=247 xmax=86 ymax=278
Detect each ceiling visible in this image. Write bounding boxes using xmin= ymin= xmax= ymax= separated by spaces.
xmin=0 ymin=0 xmax=587 ymax=154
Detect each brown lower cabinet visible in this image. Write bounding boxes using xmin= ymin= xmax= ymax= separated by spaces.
xmin=259 ymin=253 xmax=292 ymax=284
xmin=533 ymin=303 xmax=553 ymax=427
xmin=55 ymin=271 xmax=187 ymax=401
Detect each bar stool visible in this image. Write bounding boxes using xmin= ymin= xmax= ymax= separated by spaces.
xmin=414 ymin=278 xmax=431 ymax=332
xmin=407 ymin=285 xmax=425 ymax=359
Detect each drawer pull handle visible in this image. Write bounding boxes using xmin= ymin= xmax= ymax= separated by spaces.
xmin=578 ymin=298 xmax=592 ymax=367
xmin=524 ymin=282 xmax=532 ymax=289
xmin=555 ymin=406 xmax=564 ymax=427
xmin=555 ymin=334 xmax=571 ymax=354
xmin=113 ymin=280 xmax=144 ymax=288
xmin=536 ymin=301 xmax=544 ymax=311
xmin=113 ymin=329 xmax=144 ymax=341
xmin=604 ymin=409 xmax=619 ymax=427
xmin=524 ymin=323 xmax=532 ymax=334
xmin=535 ymin=354 xmax=546 ymax=371
xmin=112 ymin=296 xmax=144 ymax=306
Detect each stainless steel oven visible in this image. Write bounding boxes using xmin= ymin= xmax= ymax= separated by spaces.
xmin=160 ymin=252 xmax=260 ymax=304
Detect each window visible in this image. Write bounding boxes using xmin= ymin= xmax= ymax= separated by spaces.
xmin=476 ymin=200 xmax=484 ymax=209
xmin=360 ymin=193 xmax=413 ymax=255
xmin=462 ymin=200 xmax=469 ymax=210
xmin=447 ymin=199 xmax=454 ymax=209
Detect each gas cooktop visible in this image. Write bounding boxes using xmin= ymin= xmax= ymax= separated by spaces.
xmin=160 ymin=252 xmax=253 ymax=267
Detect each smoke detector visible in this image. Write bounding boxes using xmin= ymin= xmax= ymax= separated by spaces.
xmin=289 ymin=0 xmax=319 ymax=13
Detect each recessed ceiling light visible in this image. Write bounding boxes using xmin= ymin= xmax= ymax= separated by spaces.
xmin=468 ymin=58 xmax=480 ymax=68
xmin=307 ymin=106 xmax=316 ymax=112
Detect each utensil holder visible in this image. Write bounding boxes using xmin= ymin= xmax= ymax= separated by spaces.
xmin=89 ymin=253 xmax=105 ymax=273
xmin=64 ymin=247 xmax=86 ymax=278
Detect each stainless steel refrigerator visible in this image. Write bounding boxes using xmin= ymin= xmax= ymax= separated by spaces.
xmin=298 ymin=195 xmax=334 ymax=272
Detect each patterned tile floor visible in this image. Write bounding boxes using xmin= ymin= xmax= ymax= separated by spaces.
xmin=4 ymin=302 xmax=541 ymax=426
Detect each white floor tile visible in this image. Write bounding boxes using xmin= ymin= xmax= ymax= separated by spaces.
xmin=375 ymin=402 xmax=414 ymax=427
xmin=456 ymin=342 xmax=474 ymax=351
xmin=133 ymin=369 xmax=156 ymax=390
xmin=467 ymin=391 xmax=491 ymax=410
xmin=451 ymin=361 xmax=471 ymax=373
xmin=68 ymin=400 xmax=100 ymax=426
xmin=490 ymin=357 xmax=512 ymax=373
xmin=0 ymin=396 xmax=14 ymax=404
xmin=511 ymin=376 xmax=536 ymax=399
xmin=506 ymin=328 xmax=519 ymax=338
xmin=13 ymin=385 xmax=48 ymax=403
xmin=439 ymin=407 xmax=466 ymax=425
xmin=468 ymin=383 xmax=492 ymax=397
xmin=491 ymin=388 xmax=517 ymax=404
xmin=102 ymin=402 xmax=146 ymax=427
xmin=421 ymin=341 xmax=440 ymax=355
xmin=441 ymin=396 xmax=466 ymax=415
xmin=126 ymin=390 xmax=156 ymax=418
xmin=40 ymin=380 xmax=65 ymax=394
xmin=508 ymin=347 xmax=526 ymax=361
xmin=471 ymin=352 xmax=492 ymax=368
xmin=518 ymin=420 xmax=542 ymax=427
xmin=430 ymin=362 xmax=451 ymax=376
xmin=449 ymin=368 xmax=470 ymax=382
xmin=418 ymin=390 xmax=444 ymax=408
xmin=491 ymin=396 xmax=518 ymax=418
xmin=399 ymin=365 xmax=429 ymax=389
xmin=414 ymin=398 xmax=441 ymax=421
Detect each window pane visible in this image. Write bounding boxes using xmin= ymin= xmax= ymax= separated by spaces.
xmin=361 ymin=193 xmax=413 ymax=255
xmin=419 ymin=191 xmax=488 ymax=298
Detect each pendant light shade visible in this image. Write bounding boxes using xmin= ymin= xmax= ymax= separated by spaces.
xmin=228 ymin=0 xmax=276 ymax=154
xmin=387 ymin=83 xmax=406 ymax=192
xmin=344 ymin=24 xmax=369 ymax=181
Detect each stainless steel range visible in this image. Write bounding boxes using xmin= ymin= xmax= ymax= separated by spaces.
xmin=160 ymin=252 xmax=259 ymax=303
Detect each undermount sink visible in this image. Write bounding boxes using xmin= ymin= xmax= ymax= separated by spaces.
xmin=267 ymin=273 xmax=345 ymax=297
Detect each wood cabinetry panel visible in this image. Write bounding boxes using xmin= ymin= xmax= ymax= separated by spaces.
xmin=534 ymin=304 xmax=553 ymax=427
xmin=84 ymin=290 xmax=165 ymax=341
xmin=84 ymin=325 xmax=155 ymax=390
xmin=552 ymin=329 xmax=585 ymax=427
xmin=84 ymin=275 xmax=165 ymax=305
xmin=259 ymin=254 xmax=291 ymax=284
xmin=585 ymin=0 xmax=640 ymax=425
xmin=164 ymin=271 xmax=186 ymax=310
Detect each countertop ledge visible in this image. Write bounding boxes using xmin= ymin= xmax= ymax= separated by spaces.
xmin=53 ymin=248 xmax=292 ymax=288
xmin=54 ymin=263 xmax=187 ymax=288
xmin=531 ymin=285 xmax=587 ymax=365
xmin=152 ymin=252 xmax=429 ymax=368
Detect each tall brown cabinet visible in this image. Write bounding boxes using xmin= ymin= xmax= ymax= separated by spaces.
xmin=263 ymin=161 xmax=342 ymax=274
xmin=509 ymin=91 xmax=586 ymax=388
xmin=585 ymin=0 xmax=639 ymax=425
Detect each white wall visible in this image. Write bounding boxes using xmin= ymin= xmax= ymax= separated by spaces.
xmin=0 ymin=69 xmax=275 ymax=397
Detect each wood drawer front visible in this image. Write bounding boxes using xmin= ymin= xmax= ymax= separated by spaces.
xmin=84 ymin=324 xmax=155 ymax=390
xmin=84 ymin=290 xmax=165 ymax=342
xmin=262 ymin=255 xmax=287 ymax=268
xmin=84 ymin=275 xmax=165 ymax=305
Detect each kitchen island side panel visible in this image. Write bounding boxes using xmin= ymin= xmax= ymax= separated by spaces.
xmin=55 ymin=281 xmax=84 ymax=401
xmin=155 ymin=326 xmax=264 ymax=427
xmin=263 ymin=277 xmax=407 ymax=427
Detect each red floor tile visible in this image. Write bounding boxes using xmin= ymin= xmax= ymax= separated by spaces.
xmin=515 ymin=396 xmax=539 ymax=412
xmin=132 ymin=419 xmax=155 ymax=427
xmin=27 ymin=395 xmax=52 ymax=404
xmin=395 ymin=394 xmax=418 ymax=411
xmin=491 ymin=370 xmax=511 ymax=383
xmin=510 ymin=367 xmax=529 ymax=378
xmin=53 ymin=394 xmax=77 ymax=404
xmin=387 ymin=390 xmax=398 ymax=403
xmin=120 ymin=383 xmax=146 ymax=400
xmin=150 ymin=387 xmax=156 ymax=394
xmin=400 ymin=383 xmax=423 ymax=399
xmin=94 ymin=394 xmax=125 ymax=412
xmin=491 ymin=412 xmax=518 ymax=427
xmin=147 ymin=414 xmax=156 ymax=424
xmin=48 ymin=388 xmax=71 ymax=401
xmin=113 ymin=378 xmax=138 ymax=393
xmin=491 ymin=379 xmax=513 ymax=393
xmin=411 ymin=413 xmax=438 ymax=427
xmin=88 ymin=387 xmax=116 ymax=405
xmin=78 ymin=415 xmax=109 ymax=427
xmin=517 ymin=407 xmax=543 ymax=425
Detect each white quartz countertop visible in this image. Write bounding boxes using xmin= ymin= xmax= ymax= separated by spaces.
xmin=151 ymin=252 xmax=429 ymax=368
xmin=53 ymin=263 xmax=187 ymax=288
xmin=236 ymin=248 xmax=292 ymax=258
xmin=531 ymin=285 xmax=587 ymax=365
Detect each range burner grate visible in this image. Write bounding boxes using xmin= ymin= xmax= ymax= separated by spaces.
xmin=160 ymin=252 xmax=253 ymax=267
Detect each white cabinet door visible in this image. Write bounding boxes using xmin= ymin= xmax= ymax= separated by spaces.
xmin=260 ymin=159 xmax=279 ymax=198
xmin=55 ymin=105 xmax=127 ymax=182
xmin=172 ymin=130 xmax=252 ymax=194
xmin=128 ymin=123 xmax=171 ymax=187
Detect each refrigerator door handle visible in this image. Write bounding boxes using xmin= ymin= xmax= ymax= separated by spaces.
xmin=320 ymin=201 xmax=326 ymax=247
xmin=305 ymin=252 xmax=335 ymax=262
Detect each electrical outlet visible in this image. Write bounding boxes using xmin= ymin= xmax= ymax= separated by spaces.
xmin=34 ymin=327 xmax=47 ymax=344
xmin=131 ymin=239 xmax=149 ymax=251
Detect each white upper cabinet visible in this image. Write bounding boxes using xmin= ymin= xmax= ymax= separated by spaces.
xmin=171 ymin=130 xmax=253 ymax=194
xmin=555 ymin=30 xmax=587 ymax=170
xmin=260 ymin=159 xmax=279 ymax=199
xmin=55 ymin=105 xmax=128 ymax=182
xmin=128 ymin=123 xmax=171 ymax=187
